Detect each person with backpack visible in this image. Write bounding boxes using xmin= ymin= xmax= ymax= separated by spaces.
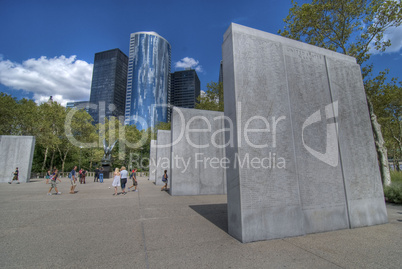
xmin=46 ymin=169 xmax=61 ymax=195
xmin=69 ymin=166 xmax=77 ymax=194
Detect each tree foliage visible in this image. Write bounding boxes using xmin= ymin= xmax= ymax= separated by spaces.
xmin=0 ymin=93 xmax=149 ymax=174
xmin=279 ymin=0 xmax=401 ymax=70
xmin=195 ymin=81 xmax=224 ymax=112
xmin=279 ymin=0 xmax=402 ymax=185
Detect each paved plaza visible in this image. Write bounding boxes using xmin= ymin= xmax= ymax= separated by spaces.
xmin=0 ymin=176 xmax=401 ymax=268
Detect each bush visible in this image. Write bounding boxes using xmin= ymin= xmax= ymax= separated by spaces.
xmin=384 ymin=171 xmax=402 ymax=204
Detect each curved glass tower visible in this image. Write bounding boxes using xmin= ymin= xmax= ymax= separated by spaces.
xmin=124 ymin=32 xmax=171 ymax=130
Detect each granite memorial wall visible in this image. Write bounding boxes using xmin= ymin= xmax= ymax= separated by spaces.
xmin=0 ymin=136 xmax=36 ymax=183
xmin=170 ymin=107 xmax=227 ymax=195
xmin=155 ymin=130 xmax=171 ymax=186
xmin=149 ymin=140 xmax=157 ymax=182
xmin=222 ymin=23 xmax=387 ymax=243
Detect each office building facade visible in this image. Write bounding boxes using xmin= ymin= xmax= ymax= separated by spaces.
xmin=124 ymin=32 xmax=171 ymax=130
xmin=66 ymin=101 xmax=90 ymax=111
xmin=89 ymin=48 xmax=128 ymax=124
xmin=170 ymin=69 xmax=200 ymax=109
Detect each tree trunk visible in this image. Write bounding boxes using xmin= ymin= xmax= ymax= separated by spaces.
xmin=41 ymin=147 xmax=48 ymax=172
xmin=49 ymin=149 xmax=55 ymax=172
xmin=367 ymin=97 xmax=391 ymax=186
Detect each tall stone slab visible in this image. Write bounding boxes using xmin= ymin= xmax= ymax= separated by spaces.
xmin=325 ymin=59 xmax=388 ymax=228
xmin=170 ymin=107 xmax=227 ymax=196
xmin=149 ymin=140 xmax=157 ymax=182
xmin=0 ymin=136 xmax=36 ymax=183
xmin=222 ymin=23 xmax=387 ymax=243
xmin=155 ymin=130 xmax=171 ymax=186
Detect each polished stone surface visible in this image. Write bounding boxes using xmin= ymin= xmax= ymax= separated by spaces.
xmin=170 ymin=107 xmax=227 ymax=196
xmin=155 ymin=130 xmax=171 ymax=186
xmin=222 ymin=23 xmax=387 ymax=243
xmin=149 ymin=140 xmax=157 ymax=182
xmin=0 ymin=136 xmax=35 ymax=183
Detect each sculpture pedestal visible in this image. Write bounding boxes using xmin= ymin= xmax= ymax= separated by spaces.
xmin=101 ymin=164 xmax=111 ymax=179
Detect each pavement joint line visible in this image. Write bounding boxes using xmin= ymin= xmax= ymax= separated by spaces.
xmin=138 ymin=186 xmax=150 ymax=269
xmin=282 ymin=238 xmax=345 ymax=269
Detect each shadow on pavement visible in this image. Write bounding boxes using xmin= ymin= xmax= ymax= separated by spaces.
xmin=189 ymin=203 xmax=228 ymax=233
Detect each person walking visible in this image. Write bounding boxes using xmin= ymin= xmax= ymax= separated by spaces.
xmin=94 ymin=167 xmax=99 ymax=182
xmin=128 ymin=169 xmax=138 ymax=192
xmin=79 ymin=169 xmax=83 ymax=184
xmin=99 ymin=167 xmax=104 ymax=183
xmin=8 ymin=167 xmax=20 ymax=184
xmin=120 ymin=166 xmax=128 ymax=195
xmin=112 ymin=168 xmax=120 ymax=196
xmin=45 ymin=170 xmax=51 ymax=180
xmin=69 ymin=166 xmax=77 ymax=194
xmin=161 ymin=170 xmax=168 ymax=191
xmin=46 ymin=169 xmax=61 ymax=195
xmin=81 ymin=169 xmax=86 ymax=184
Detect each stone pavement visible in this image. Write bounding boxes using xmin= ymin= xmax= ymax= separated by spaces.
xmin=0 ymin=176 xmax=401 ymax=269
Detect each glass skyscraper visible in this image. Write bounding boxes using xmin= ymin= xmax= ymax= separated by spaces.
xmin=170 ymin=69 xmax=201 ymax=108
xmin=89 ymin=48 xmax=128 ymax=124
xmin=124 ymin=32 xmax=171 ymax=130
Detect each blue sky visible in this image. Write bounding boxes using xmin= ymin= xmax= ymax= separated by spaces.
xmin=0 ymin=0 xmax=401 ymax=106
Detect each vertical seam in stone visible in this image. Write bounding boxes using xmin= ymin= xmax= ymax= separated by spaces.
xmin=281 ymin=45 xmax=304 ymax=233
xmin=198 ymin=131 xmax=201 ymax=195
xmin=324 ymin=56 xmax=351 ymax=229
xmin=232 ymin=30 xmax=245 ymax=242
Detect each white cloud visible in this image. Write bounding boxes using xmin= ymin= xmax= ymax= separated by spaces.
xmin=0 ymin=55 xmax=93 ymax=106
xmin=174 ymin=57 xmax=203 ymax=72
xmin=382 ymin=26 xmax=402 ymax=53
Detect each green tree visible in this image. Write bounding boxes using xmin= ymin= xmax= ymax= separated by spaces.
xmin=279 ymin=0 xmax=402 ymax=186
xmin=37 ymin=101 xmax=66 ymax=172
xmin=195 ymin=82 xmax=224 ymax=112
xmin=59 ymin=107 xmax=96 ymax=172
xmin=0 ymin=93 xmax=18 ymax=135
xmin=366 ymin=71 xmax=402 ymax=169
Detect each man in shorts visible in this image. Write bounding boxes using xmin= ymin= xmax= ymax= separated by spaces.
xmin=70 ymin=166 xmax=77 ymax=194
xmin=46 ymin=169 xmax=61 ymax=195
xmin=128 ymin=169 xmax=138 ymax=192
xmin=8 ymin=167 xmax=20 ymax=184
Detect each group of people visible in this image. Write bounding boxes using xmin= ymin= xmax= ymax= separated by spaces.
xmin=46 ymin=167 xmax=61 ymax=195
xmin=10 ymin=165 xmax=167 ymax=196
xmin=43 ymin=165 xmax=81 ymax=195
xmin=93 ymin=167 xmax=104 ymax=183
xmin=112 ymin=167 xmax=138 ymax=196
xmin=43 ymin=166 xmax=141 ymax=196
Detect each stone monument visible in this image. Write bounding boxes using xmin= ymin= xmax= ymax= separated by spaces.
xmin=155 ymin=130 xmax=171 ymax=186
xmin=101 ymin=138 xmax=118 ymax=179
xmin=0 ymin=136 xmax=35 ymax=183
xmin=149 ymin=140 xmax=157 ymax=181
xmin=222 ymin=23 xmax=387 ymax=243
xmin=170 ymin=107 xmax=227 ymax=195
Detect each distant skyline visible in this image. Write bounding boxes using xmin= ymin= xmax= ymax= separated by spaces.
xmin=0 ymin=0 xmax=401 ymax=106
